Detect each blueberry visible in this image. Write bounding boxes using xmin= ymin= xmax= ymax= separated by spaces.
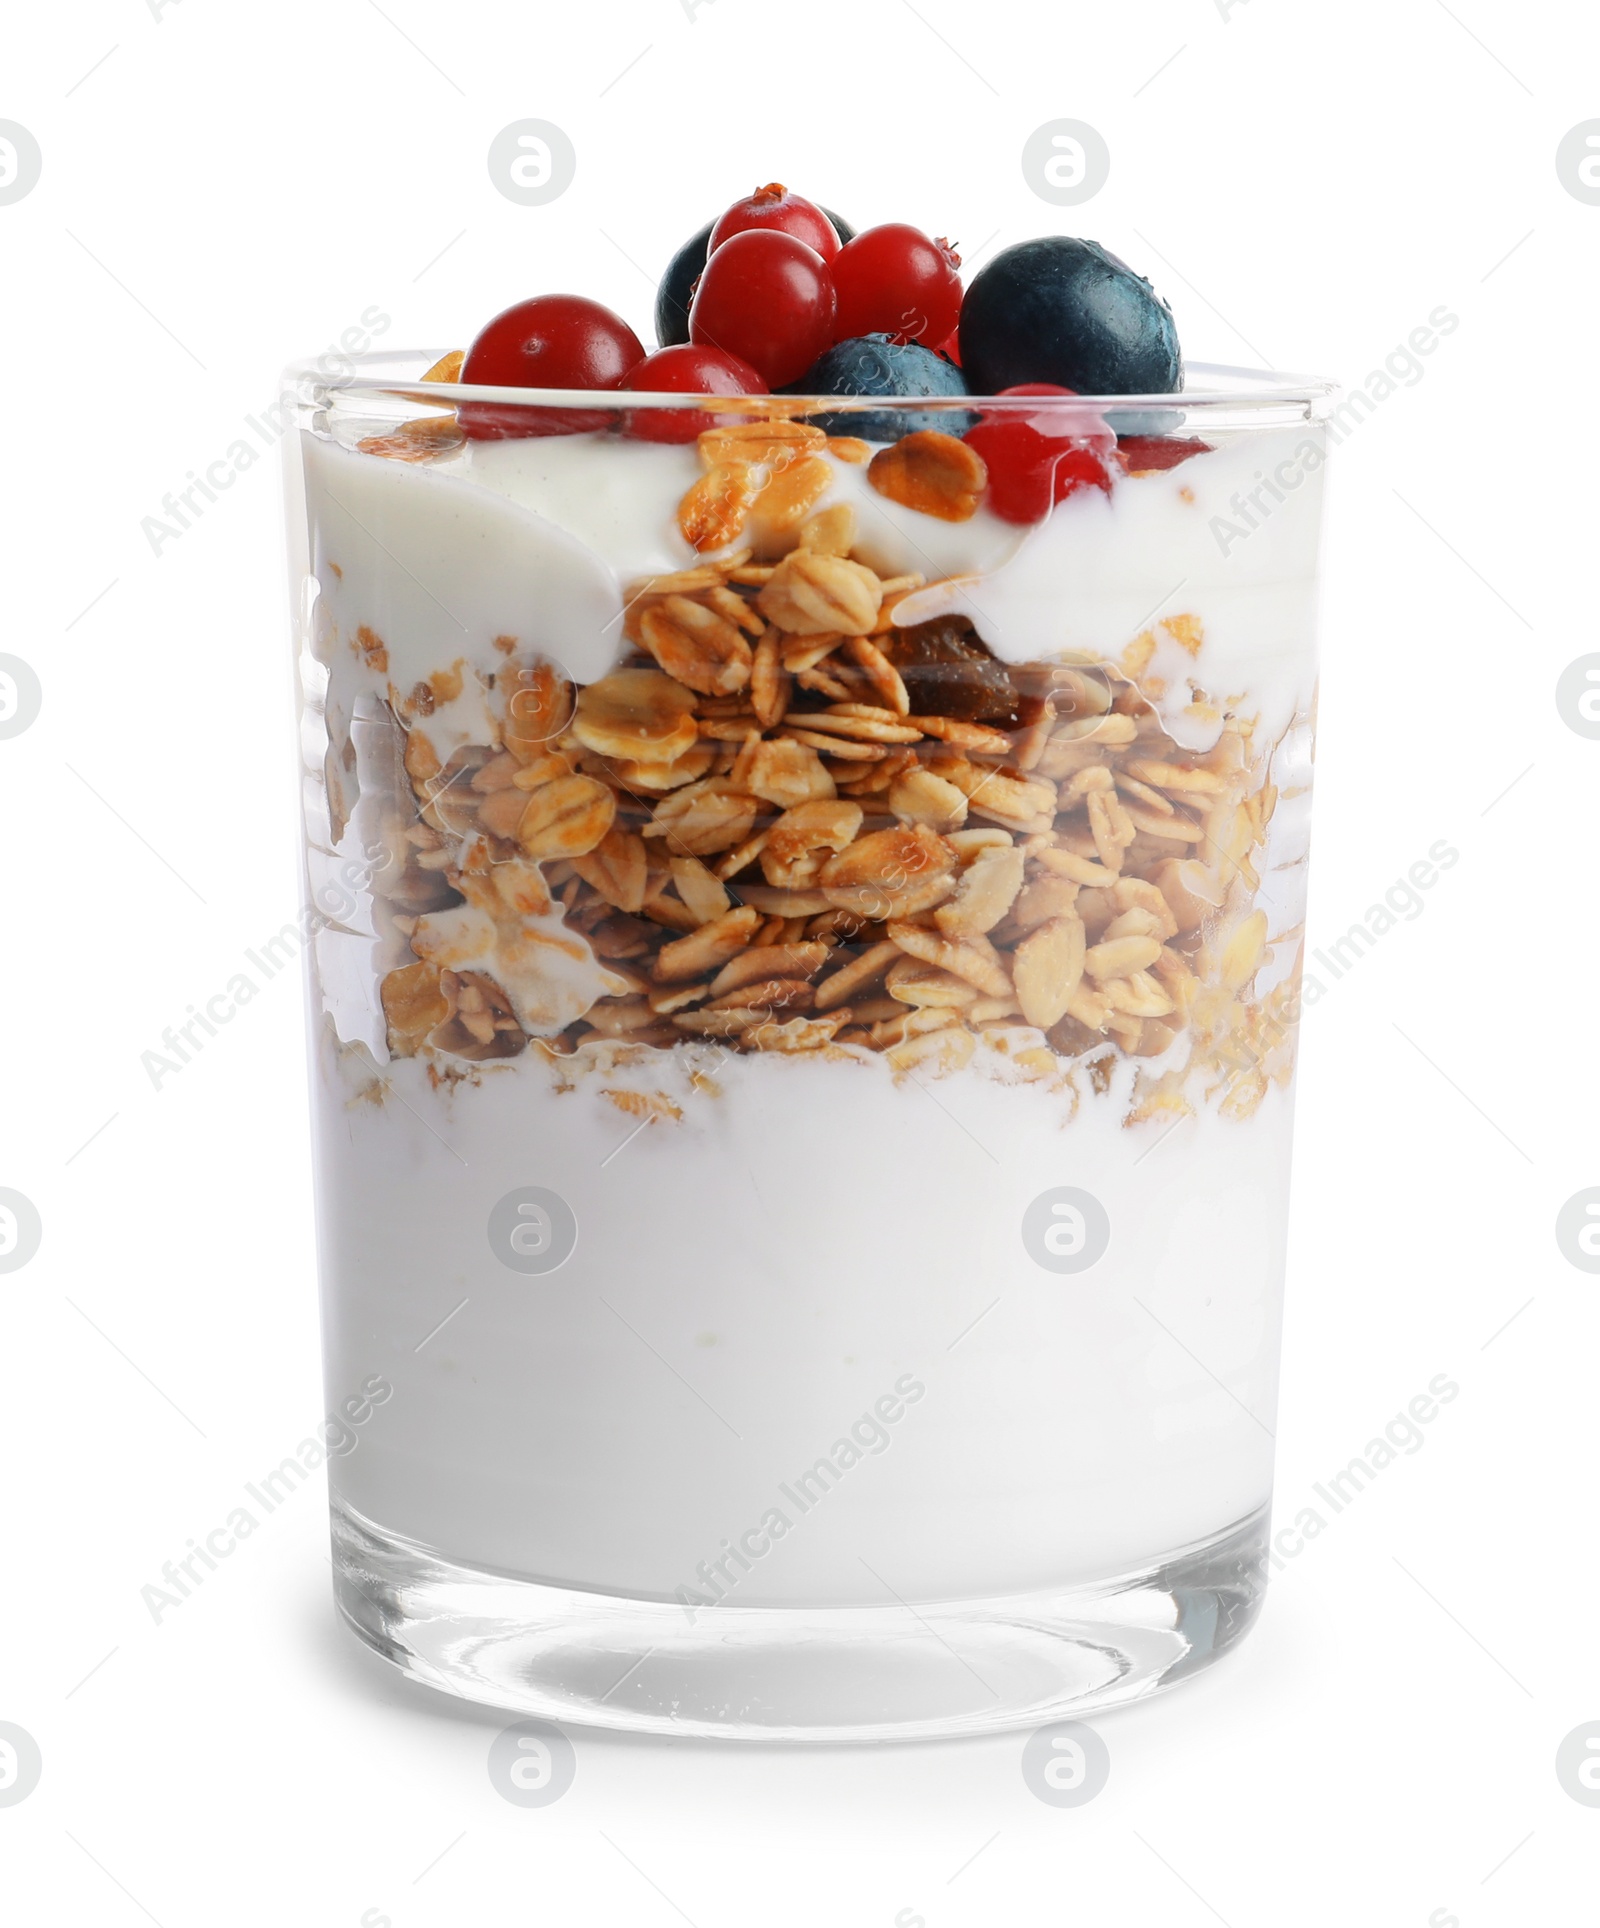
xmin=958 ymin=237 xmax=1181 ymax=398
xmin=655 ymin=220 xmax=713 ymax=348
xmin=785 ymin=335 xmax=973 ymax=439
xmin=654 ymin=210 xmax=855 ymax=347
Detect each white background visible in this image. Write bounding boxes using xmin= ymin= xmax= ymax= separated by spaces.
xmin=3 ymin=0 xmax=1597 ymax=1922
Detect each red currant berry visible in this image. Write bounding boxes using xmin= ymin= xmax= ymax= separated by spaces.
xmin=963 ymin=385 xmax=1114 ymax=524
xmin=832 ymin=225 xmax=963 ymax=349
xmin=459 ymin=295 xmax=645 ymax=439
xmin=1113 ymin=434 xmax=1211 ymax=475
xmin=689 ymin=230 xmax=837 ymax=387
xmin=621 ymin=344 xmax=769 ymax=443
xmin=708 ymin=183 xmax=840 ymax=263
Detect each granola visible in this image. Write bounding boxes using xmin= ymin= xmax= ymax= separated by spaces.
xmin=360 ymin=440 xmax=1299 ymax=1119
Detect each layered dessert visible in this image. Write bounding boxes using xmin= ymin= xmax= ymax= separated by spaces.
xmin=289 ymin=188 xmax=1324 ymax=1634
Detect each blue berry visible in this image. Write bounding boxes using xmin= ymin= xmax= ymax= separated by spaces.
xmin=655 ymin=210 xmax=855 ymax=347
xmin=785 ymin=334 xmax=973 ymax=439
xmin=958 ymin=238 xmax=1180 ymax=398
xmin=655 ymin=221 xmax=713 ymax=348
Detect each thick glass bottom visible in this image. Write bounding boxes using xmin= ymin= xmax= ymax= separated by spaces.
xmin=330 ymin=1497 xmax=1269 ymax=1742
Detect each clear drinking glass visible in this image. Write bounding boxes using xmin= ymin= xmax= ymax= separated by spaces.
xmin=282 ymin=354 xmax=1333 ymax=1741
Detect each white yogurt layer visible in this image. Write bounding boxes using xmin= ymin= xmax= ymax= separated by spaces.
xmin=303 ymin=419 xmax=1324 ymax=757
xmin=317 ymin=1040 xmax=1288 ymax=1603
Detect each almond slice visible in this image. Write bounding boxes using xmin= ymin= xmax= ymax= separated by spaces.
xmin=933 ymin=843 xmax=1025 ymax=937
xmin=1084 ymin=935 xmax=1163 ymax=980
xmin=888 ymin=768 xmax=969 ymax=833
xmin=1012 ymin=915 xmax=1087 ymax=1031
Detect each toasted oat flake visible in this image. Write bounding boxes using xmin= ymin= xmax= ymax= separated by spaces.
xmin=813 ymin=939 xmax=899 ymax=1012
xmin=749 ymin=632 xmax=789 ymax=729
xmin=758 ymin=552 xmax=883 ymax=636
xmin=783 ymin=727 xmax=887 ymax=762
xmin=679 ymin=462 xmax=762 ymax=552
xmin=867 ymin=431 xmax=987 ymax=522
xmin=910 ymin=715 xmax=1013 ymax=755
xmin=573 ymin=668 xmax=699 ymax=765
xmin=887 ymin=921 xmax=1012 ymax=999
xmin=653 ymin=905 xmax=761 ymax=982
xmin=515 ymin=775 xmax=616 ymax=861
xmin=844 ymin=636 xmax=911 ymax=715
xmin=639 ymin=597 xmax=754 ymax=697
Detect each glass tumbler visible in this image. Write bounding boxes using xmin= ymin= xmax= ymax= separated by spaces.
xmin=282 ymin=355 xmax=1333 ymax=1741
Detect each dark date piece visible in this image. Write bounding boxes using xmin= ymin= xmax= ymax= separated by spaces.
xmin=882 ymin=618 xmax=1021 ymax=726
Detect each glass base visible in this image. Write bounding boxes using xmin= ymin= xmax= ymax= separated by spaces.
xmin=331 ymin=1498 xmax=1268 ymax=1742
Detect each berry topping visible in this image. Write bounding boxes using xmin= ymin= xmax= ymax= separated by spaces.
xmin=689 ymin=229 xmax=837 ymax=386
xmin=460 ymin=294 xmax=645 ymax=438
xmin=656 ymin=208 xmax=855 ymax=348
xmin=958 ymin=237 xmax=1180 ymax=398
xmin=1113 ymin=433 xmax=1210 ymax=475
xmin=785 ymin=334 xmax=972 ymax=440
xmin=621 ymin=344 xmax=769 ymax=443
xmin=709 ymin=183 xmax=841 ymax=263
xmin=962 ymin=384 xmax=1114 ymax=524
xmin=832 ymin=224 xmax=963 ymax=349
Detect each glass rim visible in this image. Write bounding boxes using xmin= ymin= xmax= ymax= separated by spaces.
xmin=285 ymin=350 xmax=1338 ymax=427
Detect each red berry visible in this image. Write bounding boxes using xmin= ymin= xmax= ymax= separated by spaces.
xmin=689 ymin=230 xmax=836 ymax=387
xmin=1113 ymin=434 xmax=1211 ymax=475
xmin=963 ymin=385 xmax=1115 ymax=524
xmin=708 ymin=183 xmax=840 ymax=263
xmin=459 ymin=294 xmax=645 ymax=439
xmin=621 ymin=344 xmax=769 ymax=443
xmin=832 ymin=224 xmax=963 ymax=348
